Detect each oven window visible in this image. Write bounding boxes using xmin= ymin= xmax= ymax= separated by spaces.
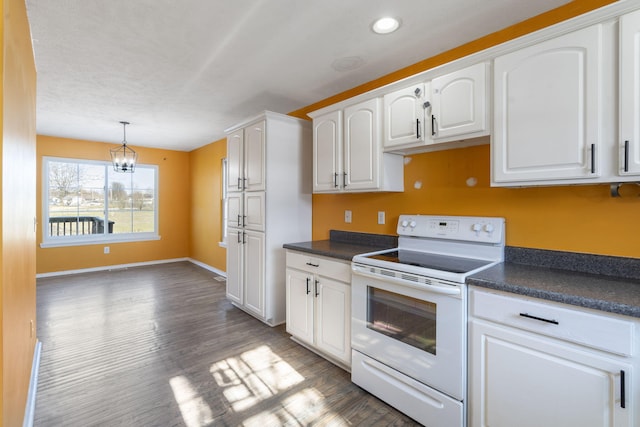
xmin=367 ymin=287 xmax=437 ymax=355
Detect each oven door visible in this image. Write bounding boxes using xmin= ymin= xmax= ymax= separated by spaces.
xmin=351 ymin=263 xmax=465 ymax=401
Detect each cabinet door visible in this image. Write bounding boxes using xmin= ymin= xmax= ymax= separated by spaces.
xmin=227 ymin=130 xmax=243 ymax=192
xmin=285 ymin=268 xmax=314 ymax=345
xmin=431 ymin=62 xmax=488 ymax=140
xmin=344 ymin=98 xmax=380 ymax=191
xmin=383 ymin=84 xmax=426 ymax=149
xmin=227 ymin=193 xmax=243 ymax=229
xmin=244 ymin=120 xmax=266 ymax=191
xmin=620 ymin=10 xmax=640 ymax=176
xmin=243 ymin=230 xmax=265 ymax=318
xmin=313 ymin=110 xmax=342 ymax=192
xmin=493 ymin=25 xmax=604 ymax=184
xmin=243 ymin=191 xmax=265 ymax=231
xmin=225 ymin=229 xmax=243 ymax=305
xmin=315 ymin=277 xmax=351 ymax=364
xmin=469 ymin=319 xmax=632 ymax=427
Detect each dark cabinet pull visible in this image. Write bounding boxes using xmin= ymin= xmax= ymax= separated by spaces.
xmin=416 ymin=118 xmax=421 ymax=139
xmin=237 ymin=214 xmax=242 ymax=226
xmin=431 ymin=115 xmax=436 ymax=136
xmin=519 ymin=312 xmax=559 ymax=325
xmin=624 ymin=140 xmax=630 ymax=173
xmin=305 ymin=277 xmax=310 ymax=295
xmin=590 ymin=143 xmax=596 ymax=174
xmin=242 ymin=215 xmax=247 ymax=227
xmin=243 ymin=177 xmax=248 ymax=190
xmin=237 ymin=230 xmax=242 ymax=244
xmin=315 ymin=280 xmax=320 ymax=297
xmin=242 ymin=232 xmax=246 ymax=244
xmin=343 ymin=172 xmax=347 ymax=188
xmin=305 ymin=262 xmax=319 ymax=267
xmin=621 ymin=370 xmax=626 ymax=409
xmin=237 ymin=177 xmax=242 ymax=189
xmin=333 ymin=172 xmax=339 ymax=188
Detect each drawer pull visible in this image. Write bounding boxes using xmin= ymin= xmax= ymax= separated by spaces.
xmin=519 ymin=312 xmax=559 ymax=325
xmin=621 ymin=370 xmax=626 ymax=409
xmin=305 ymin=277 xmax=310 ymax=295
xmin=305 ymin=262 xmax=319 ymax=267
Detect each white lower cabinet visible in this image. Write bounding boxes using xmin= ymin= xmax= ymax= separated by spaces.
xmin=227 ymin=229 xmax=265 ymax=318
xmin=469 ymin=287 xmax=638 ymax=427
xmin=285 ymin=250 xmax=351 ymax=367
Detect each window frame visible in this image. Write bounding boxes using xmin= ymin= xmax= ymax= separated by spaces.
xmin=41 ymin=156 xmax=160 ymax=248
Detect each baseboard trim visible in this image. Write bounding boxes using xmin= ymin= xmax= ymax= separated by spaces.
xmin=188 ymin=258 xmax=226 ymax=277
xmin=23 ymin=340 xmax=42 ymax=427
xmin=35 ymin=258 xmax=190 ymax=278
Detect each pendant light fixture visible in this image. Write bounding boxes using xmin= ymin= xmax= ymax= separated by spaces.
xmin=110 ymin=121 xmax=137 ymax=173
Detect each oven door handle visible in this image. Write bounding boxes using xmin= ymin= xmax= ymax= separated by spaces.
xmin=351 ymin=265 xmax=461 ymax=296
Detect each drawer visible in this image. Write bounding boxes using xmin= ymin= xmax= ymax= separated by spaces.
xmin=286 ymin=250 xmax=351 ymax=283
xmin=470 ymin=288 xmax=635 ymax=357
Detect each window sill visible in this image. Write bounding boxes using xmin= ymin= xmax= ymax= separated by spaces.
xmin=40 ymin=234 xmax=161 ymax=248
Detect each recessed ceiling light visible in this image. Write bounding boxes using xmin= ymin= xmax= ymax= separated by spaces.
xmin=372 ymin=17 xmax=400 ymax=34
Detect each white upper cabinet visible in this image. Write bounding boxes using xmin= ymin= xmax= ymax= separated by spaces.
xmin=382 ymin=63 xmax=489 ymax=154
xmin=343 ymin=98 xmax=381 ymax=191
xmin=312 ymin=98 xmax=403 ymax=193
xmin=431 ymin=62 xmax=489 ymax=141
xmin=620 ymin=9 xmax=640 ymax=176
xmin=492 ymin=24 xmax=604 ymax=185
xmin=226 ymin=121 xmax=266 ymax=192
xmin=227 ymin=130 xmax=244 ymax=192
xmin=313 ymin=110 xmax=342 ymax=192
xmin=383 ymin=84 xmax=427 ymax=149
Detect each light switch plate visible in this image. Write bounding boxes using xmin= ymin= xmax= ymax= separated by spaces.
xmin=345 ymin=210 xmax=352 ymax=223
xmin=378 ymin=211 xmax=385 ymax=225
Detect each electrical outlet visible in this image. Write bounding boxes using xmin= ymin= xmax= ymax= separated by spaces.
xmin=104 ymin=246 xmax=110 ymax=254
xmin=378 ymin=211 xmax=385 ymax=225
xmin=344 ymin=210 xmax=352 ymax=223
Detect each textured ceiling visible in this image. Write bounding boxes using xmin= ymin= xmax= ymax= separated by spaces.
xmin=26 ymin=0 xmax=571 ymax=151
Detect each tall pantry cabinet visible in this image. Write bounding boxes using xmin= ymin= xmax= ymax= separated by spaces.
xmin=225 ymin=111 xmax=312 ymax=326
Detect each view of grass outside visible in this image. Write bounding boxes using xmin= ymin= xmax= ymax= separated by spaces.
xmin=45 ymin=158 xmax=156 ymax=239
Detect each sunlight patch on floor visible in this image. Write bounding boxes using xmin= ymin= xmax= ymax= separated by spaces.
xmin=169 ymin=375 xmax=214 ymax=427
xmin=210 ymin=345 xmax=304 ymax=411
xmin=209 ymin=345 xmax=348 ymax=425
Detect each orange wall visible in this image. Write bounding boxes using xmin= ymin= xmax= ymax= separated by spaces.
xmin=189 ymin=139 xmax=227 ymax=272
xmin=312 ymin=145 xmax=640 ymax=258
xmin=294 ymin=0 xmax=640 ymax=259
xmin=1 ymin=0 xmax=38 ymax=424
xmin=36 ymin=136 xmax=191 ymax=274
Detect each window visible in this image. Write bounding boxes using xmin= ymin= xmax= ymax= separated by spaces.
xmin=42 ymin=157 xmax=158 ymax=247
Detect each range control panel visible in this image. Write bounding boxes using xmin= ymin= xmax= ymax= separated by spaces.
xmin=397 ymin=215 xmax=505 ymax=244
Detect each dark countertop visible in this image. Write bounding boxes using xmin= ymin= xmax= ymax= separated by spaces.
xmin=468 ymin=247 xmax=640 ymax=318
xmin=284 ymin=232 xmax=640 ymax=319
xmin=283 ymin=230 xmax=397 ymax=261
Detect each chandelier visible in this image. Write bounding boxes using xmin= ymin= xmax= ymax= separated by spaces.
xmin=110 ymin=121 xmax=137 ymax=173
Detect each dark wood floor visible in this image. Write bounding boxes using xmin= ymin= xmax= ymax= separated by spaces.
xmin=35 ymin=261 xmax=420 ymax=426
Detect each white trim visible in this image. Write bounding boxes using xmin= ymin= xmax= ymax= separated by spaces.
xmin=40 ymin=234 xmax=161 ymax=248
xmin=35 ymin=257 xmax=189 ymax=278
xmin=309 ymin=0 xmax=640 ymax=118
xmin=23 ymin=340 xmax=42 ymax=427
xmin=35 ymin=257 xmax=227 ymax=278
xmin=188 ymin=258 xmax=227 ymax=277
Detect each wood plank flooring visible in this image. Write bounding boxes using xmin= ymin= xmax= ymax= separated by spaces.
xmin=34 ymin=261 xmax=420 ymax=426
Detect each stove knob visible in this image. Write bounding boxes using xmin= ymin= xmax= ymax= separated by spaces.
xmin=409 ymin=220 xmax=417 ymax=229
xmin=401 ymin=220 xmax=409 ymax=228
xmin=484 ymin=223 xmax=495 ymax=233
xmin=472 ymin=223 xmax=482 ymax=232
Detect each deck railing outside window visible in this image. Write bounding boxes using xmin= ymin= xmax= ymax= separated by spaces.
xmin=48 ymin=216 xmax=114 ymax=236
